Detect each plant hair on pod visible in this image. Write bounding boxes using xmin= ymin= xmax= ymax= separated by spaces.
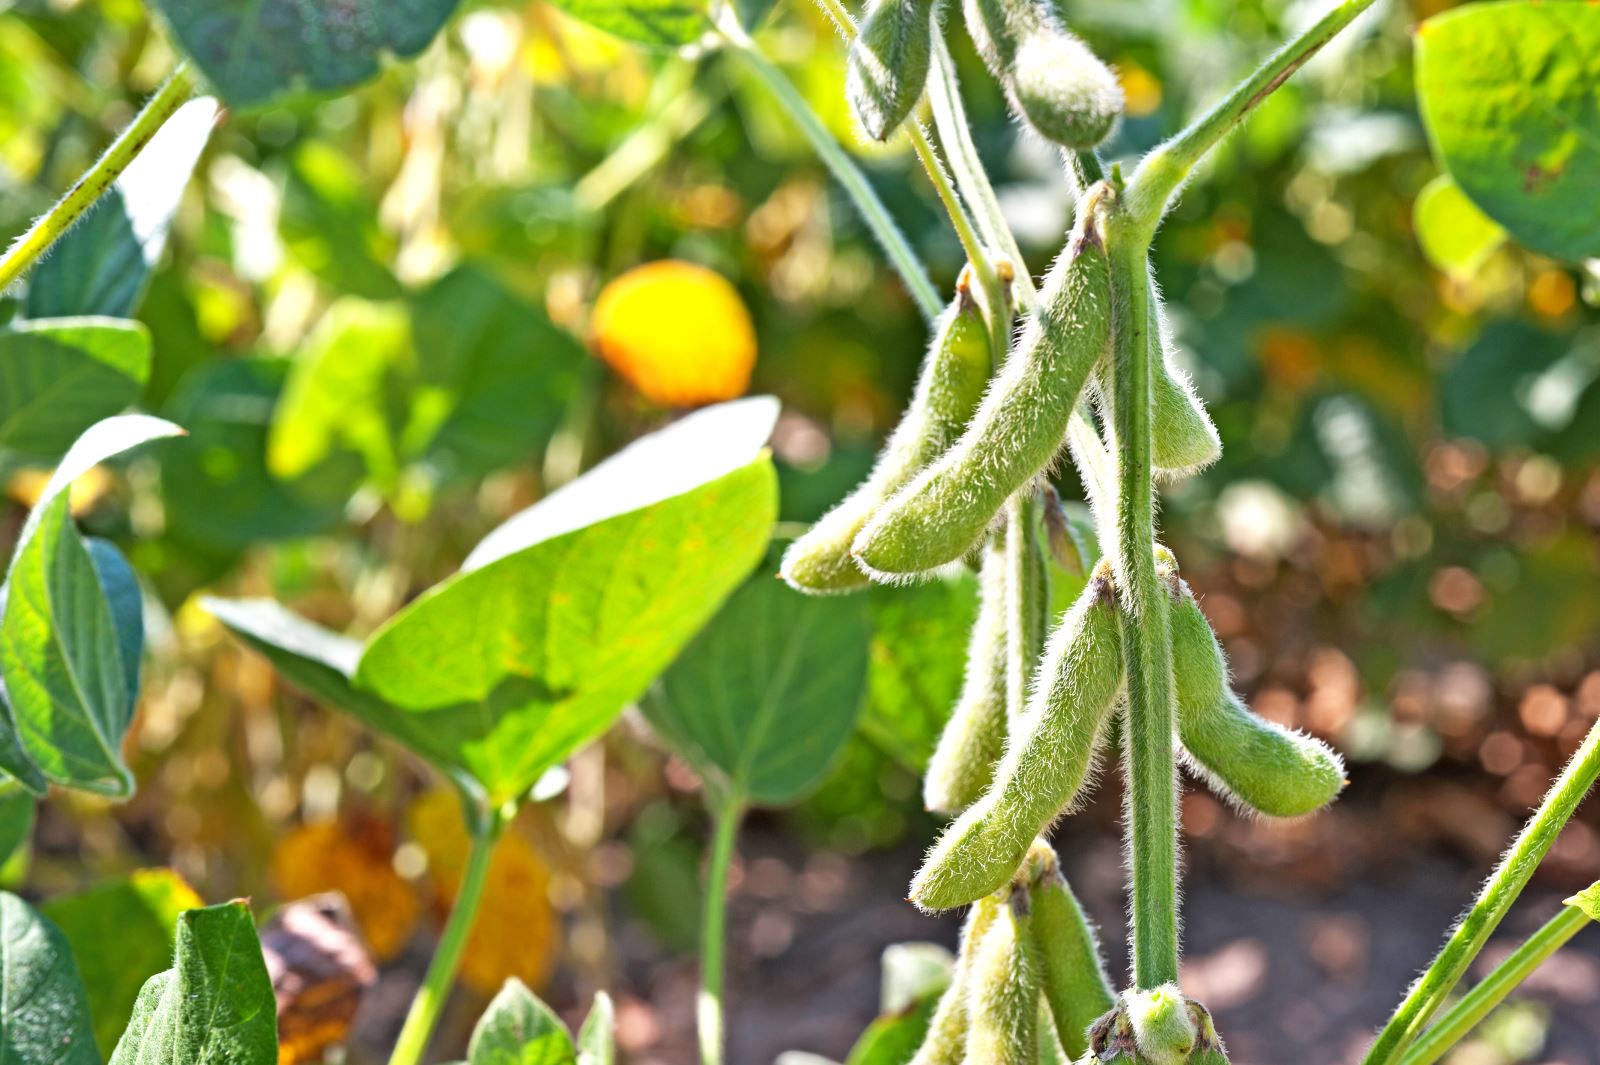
xmin=908 ymin=893 xmax=1001 ymax=1065
xmin=965 ymin=892 xmax=1040 ymax=1065
xmin=1024 ymin=847 xmax=1115 ymax=1058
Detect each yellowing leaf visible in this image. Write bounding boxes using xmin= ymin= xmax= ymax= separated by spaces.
xmin=591 ymin=261 xmax=756 ymax=407
xmin=271 ymin=818 xmax=420 ymax=962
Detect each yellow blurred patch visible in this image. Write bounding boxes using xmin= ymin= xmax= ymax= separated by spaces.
xmin=271 ymin=817 xmax=420 ymax=962
xmin=1118 ymin=62 xmax=1162 ymax=118
xmin=1528 ymin=268 xmax=1576 ymax=321
xmin=408 ymin=789 xmax=560 ymax=995
xmin=6 ymin=464 xmax=113 ymax=513
xmin=590 ymin=260 xmax=757 ymax=407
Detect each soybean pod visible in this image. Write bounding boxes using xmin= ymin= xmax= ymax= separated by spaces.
xmin=1027 ymin=860 xmax=1114 ymax=1058
xmin=925 ymin=528 xmax=1010 ymax=814
xmin=965 ymin=893 xmax=1039 ymax=1065
xmin=854 ymin=190 xmax=1112 ymax=579
xmin=962 ymin=0 xmax=1122 ymax=149
xmin=1170 ymin=576 xmax=1346 ymax=818
xmin=1095 ymin=295 xmax=1220 ymax=478
xmin=910 ymin=565 xmax=1123 ymax=911
xmin=1005 ymin=489 xmax=1051 ymax=727
xmin=909 ymin=893 xmax=1001 ymax=1065
xmin=781 ymin=274 xmax=992 ymax=594
xmin=847 ymin=0 xmax=936 ymax=141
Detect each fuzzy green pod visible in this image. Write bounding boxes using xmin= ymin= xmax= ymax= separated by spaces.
xmin=925 ymin=530 xmax=1009 ymax=814
xmin=1093 ymin=301 xmax=1220 ymax=479
xmin=1005 ymin=490 xmax=1051 ymax=726
xmin=1028 ymin=864 xmax=1114 ymax=1058
xmin=961 ymin=0 xmax=1121 ymax=149
xmin=781 ymin=280 xmax=992 ymax=594
xmin=854 ymin=192 xmax=1112 ymax=579
xmin=910 ymin=893 xmax=1001 ymax=1065
xmin=1171 ymin=578 xmax=1346 ymax=818
xmin=910 ymin=566 xmax=1123 ymax=911
xmin=965 ymin=894 xmax=1039 ymax=1065
xmin=847 ymin=0 xmax=936 ymax=141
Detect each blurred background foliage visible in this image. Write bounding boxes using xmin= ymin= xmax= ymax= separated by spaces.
xmin=3 ymin=0 xmax=1599 ymax=1061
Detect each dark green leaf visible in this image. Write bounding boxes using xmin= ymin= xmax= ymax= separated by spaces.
xmin=1416 ymin=0 xmax=1600 ymax=261
xmin=26 ymin=99 xmax=217 ymax=319
xmin=43 ymin=868 xmax=198 ymax=1056
xmin=644 ymin=573 xmax=870 ymax=806
xmin=0 ymin=318 xmax=152 ymax=467
xmin=0 ymin=891 xmax=98 ymax=1065
xmin=468 ymin=978 xmax=577 ymax=1065
xmin=860 ymin=575 xmax=977 ymax=773
xmin=109 ymin=900 xmax=278 ymax=1064
xmin=147 ymin=0 xmax=462 ymax=108
xmin=544 ymin=0 xmax=710 ymax=48
xmin=0 ymin=787 xmax=34 ymax=867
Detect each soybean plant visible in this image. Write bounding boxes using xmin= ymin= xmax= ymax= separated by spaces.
xmin=784 ymin=0 xmax=1600 ymax=1061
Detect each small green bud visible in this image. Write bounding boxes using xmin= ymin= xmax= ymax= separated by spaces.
xmin=854 ymin=189 xmax=1113 ymax=578
xmin=924 ymin=529 xmax=1010 ymax=814
xmin=847 ymin=0 xmax=936 ymax=141
xmin=1027 ymin=858 xmax=1114 ymax=1059
xmin=1040 ymin=483 xmax=1090 ymax=576
xmin=782 ymin=276 xmax=992 ymax=594
xmin=1126 ymin=985 xmax=1195 ymax=1065
xmin=1170 ymin=577 xmax=1346 ymax=818
xmin=910 ymin=565 xmax=1122 ymax=911
xmin=1010 ymin=32 xmax=1123 ymax=149
xmin=965 ymin=894 xmax=1039 ymax=1065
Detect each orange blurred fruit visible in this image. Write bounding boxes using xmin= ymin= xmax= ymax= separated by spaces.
xmin=590 ymin=260 xmax=757 ymax=407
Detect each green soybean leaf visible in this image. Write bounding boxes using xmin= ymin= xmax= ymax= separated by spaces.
xmin=0 ymin=891 xmax=98 ymax=1065
xmin=544 ymin=0 xmax=710 ymax=48
xmin=842 ymin=949 xmax=951 ymax=1065
xmin=26 ymin=98 xmax=218 ymax=320
xmin=289 ymin=399 xmax=780 ymax=808
xmin=860 ymin=574 xmax=978 ymax=773
xmin=577 ymin=992 xmax=615 ymax=1065
xmin=644 ymin=572 xmax=870 ymax=806
xmin=1564 ymin=880 xmax=1600 ymax=922
xmin=146 ymin=0 xmax=462 ymax=108
xmin=109 ymin=900 xmax=277 ymax=1064
xmin=468 ymin=978 xmax=577 ymax=1065
xmin=1412 ymin=174 xmax=1507 ymax=280
xmin=0 ymin=787 xmax=34 ymax=867
xmin=280 ymin=142 xmax=402 ymax=300
xmin=0 ymin=318 xmax=152 ymax=467
xmin=1416 ymin=0 xmax=1600 ymax=261
xmin=43 ymin=868 xmax=199 ymax=1056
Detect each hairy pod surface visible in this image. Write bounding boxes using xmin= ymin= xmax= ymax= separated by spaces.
xmin=1093 ymin=300 xmax=1220 ymax=480
xmin=925 ymin=529 xmax=1010 ymax=814
xmin=781 ymin=281 xmax=991 ymax=593
xmin=847 ymin=0 xmax=936 ymax=140
xmin=961 ymin=0 xmax=1121 ymax=148
xmin=1170 ymin=578 xmax=1346 ymax=818
xmin=1028 ymin=862 xmax=1114 ymax=1058
xmin=910 ymin=567 xmax=1122 ymax=910
xmin=966 ymin=895 xmax=1040 ymax=1065
xmin=1005 ymin=491 xmax=1052 ymax=727
xmin=854 ymin=194 xmax=1112 ymax=578
xmin=910 ymin=894 xmax=1001 ymax=1065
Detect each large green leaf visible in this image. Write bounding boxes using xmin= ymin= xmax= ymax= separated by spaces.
xmin=468 ymin=979 xmax=577 ymax=1065
xmin=0 ymin=786 xmax=33 ymax=867
xmin=1416 ymin=0 xmax=1600 ymax=261
xmin=0 ymin=892 xmax=99 ymax=1065
xmin=544 ymin=0 xmax=710 ymax=48
xmin=109 ymin=900 xmax=278 ymax=1065
xmin=644 ymin=573 xmax=870 ymax=806
xmin=0 ymin=318 xmax=152 ymax=467
xmin=1412 ymin=174 xmax=1506 ymax=281
xmin=43 ymin=869 xmax=199 ymax=1056
xmin=26 ymin=98 xmax=218 ymax=320
xmin=0 ymin=415 xmax=181 ymax=797
xmin=145 ymin=0 xmax=462 ymax=108
xmin=860 ymin=575 xmax=977 ymax=773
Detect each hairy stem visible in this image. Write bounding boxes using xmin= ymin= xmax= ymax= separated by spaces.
xmin=1365 ymin=716 xmax=1600 ymax=1064
xmin=387 ymin=802 xmax=507 ymax=1065
xmin=1401 ymin=903 xmax=1592 ymax=1065
xmin=699 ymin=797 xmax=745 ymax=1065
xmin=718 ymin=7 xmax=941 ymax=321
xmin=0 ymin=63 xmax=195 ymax=293
xmin=1108 ymin=223 xmax=1180 ymax=988
xmin=1124 ymin=0 xmax=1381 ymax=241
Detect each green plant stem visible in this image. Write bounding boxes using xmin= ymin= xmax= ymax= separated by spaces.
xmin=699 ymin=796 xmax=745 ymax=1065
xmin=574 ymin=63 xmax=714 ymax=212
xmin=1124 ymin=0 xmax=1380 ymax=241
xmin=1365 ymin=716 xmax=1600 ymax=1064
xmin=1107 ymin=224 xmax=1180 ymax=989
xmin=1400 ymin=903 xmax=1592 ymax=1065
xmin=387 ymin=803 xmax=507 ymax=1065
xmin=0 ymin=63 xmax=194 ymax=293
xmin=717 ymin=7 xmax=941 ymax=322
